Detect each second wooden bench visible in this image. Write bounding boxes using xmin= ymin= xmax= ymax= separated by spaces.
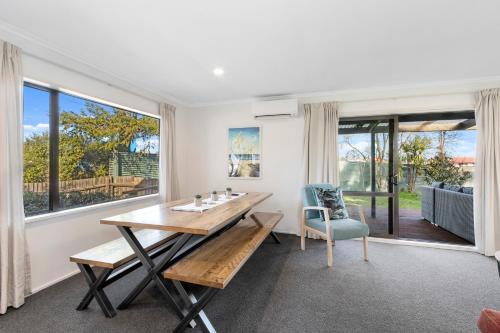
xmin=164 ymin=211 xmax=283 ymax=332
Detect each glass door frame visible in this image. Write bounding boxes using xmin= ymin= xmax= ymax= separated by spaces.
xmin=339 ymin=115 xmax=400 ymax=238
xmin=340 ymin=111 xmax=476 ymax=240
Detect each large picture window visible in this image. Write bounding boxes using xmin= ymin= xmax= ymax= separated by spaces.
xmin=23 ymin=83 xmax=160 ymax=217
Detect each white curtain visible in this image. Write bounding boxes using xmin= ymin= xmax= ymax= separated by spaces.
xmin=302 ymin=102 xmax=340 ymax=238
xmin=159 ymin=102 xmax=180 ymax=202
xmin=0 ymin=41 xmax=29 ymax=314
xmin=474 ymin=88 xmax=500 ymax=256
xmin=302 ymin=102 xmax=340 ymax=185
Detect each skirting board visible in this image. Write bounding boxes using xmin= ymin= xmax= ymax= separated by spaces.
xmin=364 ymin=236 xmax=478 ymax=252
xmin=294 ymin=231 xmax=478 ymax=253
xmin=29 ymin=269 xmax=80 ymax=296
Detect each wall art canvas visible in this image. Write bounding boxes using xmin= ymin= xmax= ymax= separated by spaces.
xmin=228 ymin=127 xmax=261 ymax=179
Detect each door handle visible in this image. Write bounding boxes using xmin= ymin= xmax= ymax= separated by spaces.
xmin=389 ymin=175 xmax=398 ymax=186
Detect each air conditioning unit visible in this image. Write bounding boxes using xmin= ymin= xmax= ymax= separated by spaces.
xmin=252 ymin=98 xmax=298 ymax=119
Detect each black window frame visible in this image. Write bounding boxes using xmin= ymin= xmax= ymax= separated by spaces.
xmin=23 ymin=81 xmax=161 ymax=216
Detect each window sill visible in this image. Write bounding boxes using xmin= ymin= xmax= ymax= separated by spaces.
xmin=25 ymin=194 xmax=160 ymax=224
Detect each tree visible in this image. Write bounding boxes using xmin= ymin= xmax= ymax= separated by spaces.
xmin=58 ymin=102 xmax=159 ymax=180
xmin=23 ymin=132 xmax=49 ymax=183
xmin=423 ymin=154 xmax=472 ymax=185
xmin=400 ymin=136 xmax=432 ymax=192
xmin=436 ymin=131 xmax=458 ymax=157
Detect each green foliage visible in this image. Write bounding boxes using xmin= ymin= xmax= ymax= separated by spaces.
xmin=60 ymin=191 xmax=114 ymax=208
xmin=23 ymin=190 xmax=115 ymax=217
xmin=23 ymin=102 xmax=160 ymax=216
xmin=23 ymin=102 xmax=160 ymax=182
xmin=23 ymin=191 xmax=49 ymax=216
xmin=423 ymin=154 xmax=472 ymax=185
xmin=400 ymin=136 xmax=432 ymax=192
xmin=23 ymin=101 xmax=159 ymax=216
xmin=23 ymin=133 xmax=49 ymax=183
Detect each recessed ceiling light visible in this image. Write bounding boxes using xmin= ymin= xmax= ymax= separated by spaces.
xmin=213 ymin=67 xmax=224 ymax=76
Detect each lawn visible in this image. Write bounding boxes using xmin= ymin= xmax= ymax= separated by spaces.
xmin=344 ymin=191 xmax=421 ymax=210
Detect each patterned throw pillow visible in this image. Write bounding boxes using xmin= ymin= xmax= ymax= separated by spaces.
xmin=314 ymin=187 xmax=349 ymax=220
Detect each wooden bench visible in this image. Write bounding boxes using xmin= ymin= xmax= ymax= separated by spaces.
xmin=164 ymin=212 xmax=283 ymax=332
xmin=70 ymin=229 xmax=178 ymax=317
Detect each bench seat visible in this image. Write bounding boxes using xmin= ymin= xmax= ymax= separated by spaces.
xmin=70 ymin=229 xmax=177 ymax=269
xmin=164 ymin=212 xmax=283 ymax=289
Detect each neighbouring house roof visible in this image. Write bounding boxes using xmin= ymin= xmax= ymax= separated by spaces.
xmin=452 ymin=156 xmax=475 ymax=165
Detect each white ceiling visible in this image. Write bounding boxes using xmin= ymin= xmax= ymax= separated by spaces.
xmin=1 ymin=0 xmax=500 ymax=105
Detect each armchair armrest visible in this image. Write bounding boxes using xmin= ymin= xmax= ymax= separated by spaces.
xmin=303 ymin=206 xmax=331 ymax=222
xmin=346 ymin=204 xmax=366 ymax=224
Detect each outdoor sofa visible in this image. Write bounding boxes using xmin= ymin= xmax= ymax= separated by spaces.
xmin=421 ymin=182 xmax=474 ymax=244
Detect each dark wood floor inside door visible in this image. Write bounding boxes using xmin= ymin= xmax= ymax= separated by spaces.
xmin=358 ymin=207 xmax=472 ymax=246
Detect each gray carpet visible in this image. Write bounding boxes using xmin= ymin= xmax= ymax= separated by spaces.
xmin=1 ymin=234 xmax=499 ymax=333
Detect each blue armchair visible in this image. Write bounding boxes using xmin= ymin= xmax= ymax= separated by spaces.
xmin=301 ymin=184 xmax=369 ymax=267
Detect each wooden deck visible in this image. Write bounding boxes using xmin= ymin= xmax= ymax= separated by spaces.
xmin=359 ymin=207 xmax=472 ymax=246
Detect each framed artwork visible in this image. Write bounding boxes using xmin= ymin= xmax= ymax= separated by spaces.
xmin=228 ymin=126 xmax=261 ymax=179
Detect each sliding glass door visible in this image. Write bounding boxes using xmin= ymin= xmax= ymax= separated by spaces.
xmin=338 ymin=117 xmax=399 ymax=239
xmin=338 ymin=112 xmax=476 ymax=245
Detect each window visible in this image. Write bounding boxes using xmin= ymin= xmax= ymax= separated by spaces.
xmin=23 ymin=83 xmax=160 ymax=217
xmin=23 ymin=85 xmax=50 ymax=216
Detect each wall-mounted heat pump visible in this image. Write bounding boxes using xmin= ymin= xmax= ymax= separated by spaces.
xmin=252 ymin=98 xmax=298 ymax=119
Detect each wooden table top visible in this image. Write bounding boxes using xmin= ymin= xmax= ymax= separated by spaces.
xmin=101 ymin=192 xmax=272 ymax=235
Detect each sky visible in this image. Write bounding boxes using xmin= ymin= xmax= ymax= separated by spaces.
xmin=23 ymin=85 xmax=159 ymax=153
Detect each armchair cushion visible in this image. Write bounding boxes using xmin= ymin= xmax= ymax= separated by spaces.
xmin=306 ymin=217 xmax=369 ymax=240
xmin=313 ymin=187 xmax=349 ymax=220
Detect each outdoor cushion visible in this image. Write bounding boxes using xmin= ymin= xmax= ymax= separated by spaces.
xmin=443 ymin=184 xmax=461 ymax=192
xmin=314 ymin=187 xmax=349 ymax=220
xmin=431 ymin=181 xmax=444 ymax=188
xmin=305 ymin=218 xmax=369 ymax=240
xmin=462 ymin=187 xmax=474 ymax=195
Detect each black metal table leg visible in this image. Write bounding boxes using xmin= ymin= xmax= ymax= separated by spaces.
xmin=117 ymin=229 xmax=199 ymax=328
xmin=270 ymin=231 xmax=281 ymax=244
xmin=117 ymin=229 xmax=190 ymax=306
xmin=117 ymin=211 xmax=250 ymax=310
xmin=172 ymin=280 xmax=216 ymax=333
xmin=173 ymin=287 xmax=219 ymax=333
xmin=77 ymin=264 xmax=115 ymax=318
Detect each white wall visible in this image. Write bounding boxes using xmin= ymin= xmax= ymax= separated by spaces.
xmin=177 ymin=103 xmax=305 ymax=235
xmin=23 ymin=55 xmax=160 ymax=116
xmin=26 ymin=196 xmax=160 ymax=292
xmin=22 ymin=55 xmax=166 ymax=293
xmin=180 ymin=91 xmax=477 ymax=237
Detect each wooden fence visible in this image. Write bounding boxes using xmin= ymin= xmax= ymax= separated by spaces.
xmin=24 ymin=176 xmax=159 ymax=197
